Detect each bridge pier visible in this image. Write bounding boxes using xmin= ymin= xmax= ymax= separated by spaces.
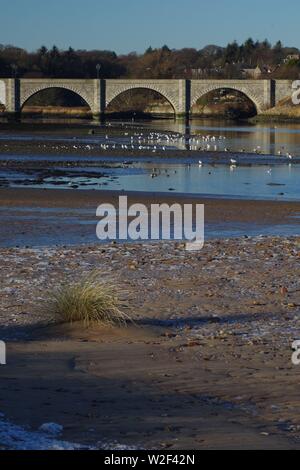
xmin=263 ymin=79 xmax=276 ymax=109
xmin=3 ymin=79 xmax=20 ymax=118
xmin=175 ymin=79 xmax=191 ymax=120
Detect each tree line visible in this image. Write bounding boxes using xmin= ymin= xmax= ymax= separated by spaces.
xmin=0 ymin=39 xmax=299 ymax=80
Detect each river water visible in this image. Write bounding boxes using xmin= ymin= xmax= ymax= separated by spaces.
xmin=0 ymin=118 xmax=300 ymax=246
xmin=2 ymin=117 xmax=300 ymax=155
xmin=146 ymin=118 xmax=300 ymax=156
xmin=1 ymin=119 xmax=300 ymax=201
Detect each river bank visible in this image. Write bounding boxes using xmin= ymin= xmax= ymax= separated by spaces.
xmin=251 ymin=98 xmax=300 ymax=124
xmin=253 ymin=117 xmax=300 ymax=125
xmin=3 ymin=111 xmax=300 ymax=126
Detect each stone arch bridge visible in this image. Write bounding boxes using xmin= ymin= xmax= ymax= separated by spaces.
xmin=0 ymin=78 xmax=294 ymax=118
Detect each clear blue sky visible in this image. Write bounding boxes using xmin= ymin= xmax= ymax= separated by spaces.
xmin=2 ymin=0 xmax=299 ymax=53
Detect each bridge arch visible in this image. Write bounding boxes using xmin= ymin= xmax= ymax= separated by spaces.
xmin=191 ymin=85 xmax=263 ymax=114
xmin=20 ymin=84 xmax=94 ymax=111
xmin=106 ymin=85 xmax=178 ymax=115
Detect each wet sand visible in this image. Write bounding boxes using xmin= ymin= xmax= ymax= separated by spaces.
xmin=1 ymin=187 xmax=300 ymax=221
xmin=0 ymin=187 xmax=300 ymax=247
xmin=1 ymin=237 xmax=300 ymax=449
xmin=0 ymin=186 xmax=299 ymax=248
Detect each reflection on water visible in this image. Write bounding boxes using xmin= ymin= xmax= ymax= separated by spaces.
xmin=1 ymin=118 xmax=300 ymax=245
xmin=39 ymin=163 xmax=300 ymax=201
xmin=144 ymin=119 xmax=300 ymax=156
xmin=2 ymin=118 xmax=300 ymax=156
xmin=1 ymin=118 xmax=300 ymax=202
xmin=3 ymin=161 xmax=300 ymax=201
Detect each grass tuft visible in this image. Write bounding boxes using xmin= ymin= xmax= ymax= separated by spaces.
xmin=45 ymin=272 xmax=130 ymax=327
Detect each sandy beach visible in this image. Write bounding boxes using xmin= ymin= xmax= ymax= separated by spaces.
xmin=1 ymin=236 xmax=300 ymax=449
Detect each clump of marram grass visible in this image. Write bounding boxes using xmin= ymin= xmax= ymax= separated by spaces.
xmin=45 ymin=272 xmax=131 ymax=327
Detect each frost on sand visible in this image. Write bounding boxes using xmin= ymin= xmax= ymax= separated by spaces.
xmin=0 ymin=419 xmax=92 ymax=450
xmin=0 ymin=418 xmax=137 ymax=450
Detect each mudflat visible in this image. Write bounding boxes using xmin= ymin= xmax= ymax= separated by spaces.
xmin=1 ymin=187 xmax=300 ymax=246
xmin=1 ymin=186 xmax=300 ymax=223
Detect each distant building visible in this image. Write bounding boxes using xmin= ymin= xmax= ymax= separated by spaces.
xmin=190 ymin=68 xmax=204 ymax=78
xmin=242 ymin=65 xmax=277 ymax=79
xmin=242 ymin=66 xmax=263 ymax=79
xmin=187 ymin=67 xmax=222 ymax=78
xmin=283 ymin=54 xmax=300 ymax=64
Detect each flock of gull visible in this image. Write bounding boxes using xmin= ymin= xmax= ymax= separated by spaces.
xmin=76 ymin=131 xmax=297 ymax=173
xmin=73 ymin=130 xmax=296 ymax=161
xmin=26 ymin=130 xmax=297 ymax=177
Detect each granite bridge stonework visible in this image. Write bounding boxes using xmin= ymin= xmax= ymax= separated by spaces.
xmin=0 ymin=78 xmax=294 ymax=118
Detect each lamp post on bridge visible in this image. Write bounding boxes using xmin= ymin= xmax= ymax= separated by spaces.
xmin=11 ymin=64 xmax=18 ymax=79
xmin=96 ymin=63 xmax=101 ymax=79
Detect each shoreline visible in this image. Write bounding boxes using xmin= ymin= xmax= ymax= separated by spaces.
xmin=3 ymin=113 xmax=300 ymax=125
xmin=252 ymin=115 xmax=300 ymax=124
